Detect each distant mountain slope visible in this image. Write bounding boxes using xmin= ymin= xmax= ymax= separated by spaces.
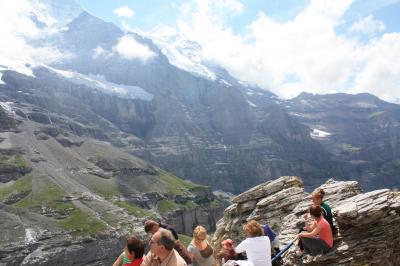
xmin=286 ymin=92 xmax=400 ymax=190
xmin=0 ymin=69 xmax=223 ymax=265
xmin=44 ymin=12 xmax=340 ymax=193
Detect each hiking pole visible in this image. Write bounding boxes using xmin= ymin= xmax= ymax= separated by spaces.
xmin=271 ymin=237 xmax=298 ymax=263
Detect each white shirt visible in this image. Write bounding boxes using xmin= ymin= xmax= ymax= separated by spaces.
xmin=234 ymin=236 xmax=272 ymax=266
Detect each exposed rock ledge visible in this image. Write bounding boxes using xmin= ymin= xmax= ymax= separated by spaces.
xmin=212 ymin=176 xmax=400 ymax=265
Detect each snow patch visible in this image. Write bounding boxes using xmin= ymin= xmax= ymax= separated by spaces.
xmin=25 ymin=228 xmax=37 ymax=244
xmin=247 ymin=100 xmax=257 ymax=107
xmin=219 ymin=79 xmax=232 ymax=87
xmin=0 ymin=64 xmax=34 ymax=77
xmin=311 ymin=128 xmax=332 ymax=138
xmin=238 ymin=80 xmax=250 ymax=87
xmin=46 ymin=66 xmax=153 ymax=101
xmin=0 ymin=101 xmax=15 ymax=115
xmin=0 ymin=72 xmax=4 ymax=84
xmin=289 ymin=112 xmax=304 ymax=117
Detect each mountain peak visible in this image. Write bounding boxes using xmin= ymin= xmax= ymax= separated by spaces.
xmin=38 ymin=0 xmax=83 ymax=26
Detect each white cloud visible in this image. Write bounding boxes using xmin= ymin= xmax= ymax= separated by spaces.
xmin=349 ymin=15 xmax=385 ymax=36
xmin=0 ymin=0 xmax=63 ymax=76
xmin=215 ymin=0 xmax=244 ymax=14
xmin=350 ymin=33 xmax=400 ymax=103
xmin=92 ymin=46 xmax=112 ymax=59
xmin=112 ymin=35 xmax=157 ymax=62
xmin=175 ymin=0 xmax=400 ymax=103
xmin=113 ymin=6 xmax=135 ymax=18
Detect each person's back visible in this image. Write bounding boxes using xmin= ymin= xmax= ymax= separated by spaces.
xmin=235 ymin=236 xmax=271 ymax=266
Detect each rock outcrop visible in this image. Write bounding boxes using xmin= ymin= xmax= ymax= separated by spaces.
xmin=212 ymin=176 xmax=400 ymax=265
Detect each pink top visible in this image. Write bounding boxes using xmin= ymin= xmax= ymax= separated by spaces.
xmin=317 ymin=217 xmax=333 ymax=247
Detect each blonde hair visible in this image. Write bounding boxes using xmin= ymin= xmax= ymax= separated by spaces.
xmin=193 ymin=225 xmax=208 ymax=240
xmin=312 ymin=188 xmax=325 ymax=199
xmin=243 ymin=220 xmax=264 ymax=237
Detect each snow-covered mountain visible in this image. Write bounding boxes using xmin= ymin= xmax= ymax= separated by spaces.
xmin=146 ymin=25 xmax=218 ymax=81
xmin=0 ymin=0 xmax=83 ymax=77
xmin=35 ymin=0 xmax=83 ymax=27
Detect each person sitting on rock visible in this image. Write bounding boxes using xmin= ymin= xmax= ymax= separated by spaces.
xmin=298 ymin=188 xmax=335 ymax=253
xmin=311 ymin=188 xmax=334 ymax=232
xmin=187 ymin=225 xmax=215 ymax=266
xmin=144 ymin=219 xmax=192 ymax=264
xmin=144 ymin=220 xmax=179 ymax=240
xmin=217 ymin=239 xmax=237 ymax=265
xmin=142 ymin=228 xmax=187 ymax=266
xmin=113 ymin=235 xmax=145 ymax=266
xmin=232 ymin=220 xmax=272 ymax=266
xmin=297 ymin=205 xmax=333 ymax=256
xmin=262 ymin=224 xmax=280 ymax=255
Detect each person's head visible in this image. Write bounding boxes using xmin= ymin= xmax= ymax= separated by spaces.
xmin=243 ymin=220 xmax=264 ymax=237
xmin=144 ymin=220 xmax=160 ymax=235
xmin=125 ymin=235 xmax=145 ymax=259
xmin=221 ymin=239 xmax=233 ymax=250
xmin=193 ymin=225 xmax=208 ymax=245
xmin=312 ymin=188 xmax=325 ymax=205
xmin=309 ymin=205 xmax=323 ymax=219
xmin=149 ymin=228 xmax=175 ymax=257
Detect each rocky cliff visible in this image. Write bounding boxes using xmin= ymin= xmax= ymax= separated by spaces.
xmin=0 ymin=92 xmax=223 ymax=265
xmin=212 ymin=176 xmax=400 ymax=265
xmin=287 ymin=92 xmax=400 ymax=191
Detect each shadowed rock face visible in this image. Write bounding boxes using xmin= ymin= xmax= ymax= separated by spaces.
xmin=0 ymin=93 xmax=224 ymax=265
xmin=212 ymin=176 xmax=400 ymax=266
xmin=287 ymin=92 xmax=400 ymax=191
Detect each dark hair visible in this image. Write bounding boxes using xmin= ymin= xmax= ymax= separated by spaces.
xmin=312 ymin=188 xmax=325 ymax=199
xmin=309 ymin=205 xmax=323 ymax=218
xmin=144 ymin=220 xmax=158 ymax=233
xmin=126 ymin=236 xmax=145 ymax=259
xmin=157 ymin=228 xmax=175 ymax=251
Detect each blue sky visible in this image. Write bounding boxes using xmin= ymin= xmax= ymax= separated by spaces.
xmin=77 ymin=0 xmax=400 ymax=34
xmin=75 ymin=0 xmax=400 ymax=103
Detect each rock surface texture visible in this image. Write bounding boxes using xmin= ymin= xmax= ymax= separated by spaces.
xmin=212 ymin=176 xmax=400 ymax=265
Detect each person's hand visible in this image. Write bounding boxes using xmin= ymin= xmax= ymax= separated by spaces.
xmin=303 ymin=213 xmax=309 ymax=220
xmin=304 ymin=225 xmax=311 ymax=231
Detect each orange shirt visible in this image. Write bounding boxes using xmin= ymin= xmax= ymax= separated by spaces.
xmin=317 ymin=217 xmax=333 ymax=247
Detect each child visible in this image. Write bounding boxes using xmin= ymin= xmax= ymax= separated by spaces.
xmin=217 ymin=239 xmax=238 ymax=265
xmin=113 ymin=236 xmax=145 ymax=266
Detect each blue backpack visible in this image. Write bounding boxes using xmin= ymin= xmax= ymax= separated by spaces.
xmin=263 ymin=224 xmax=277 ymax=241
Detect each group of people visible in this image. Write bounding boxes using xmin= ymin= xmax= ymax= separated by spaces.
xmin=112 ymin=188 xmax=335 ymax=266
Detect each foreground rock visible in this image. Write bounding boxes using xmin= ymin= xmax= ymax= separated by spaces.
xmin=212 ymin=176 xmax=400 ymax=265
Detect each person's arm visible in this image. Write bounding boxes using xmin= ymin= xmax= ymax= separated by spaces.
xmin=299 ymin=222 xmax=321 ymax=238
xmin=234 ymin=239 xmax=247 ymax=254
xmin=187 ymin=243 xmax=196 ymax=261
xmin=112 ymin=255 xmax=122 ymax=266
xmin=304 ymin=220 xmax=317 ymax=231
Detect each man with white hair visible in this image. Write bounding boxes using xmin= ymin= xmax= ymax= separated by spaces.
xmin=142 ymin=228 xmax=187 ymax=266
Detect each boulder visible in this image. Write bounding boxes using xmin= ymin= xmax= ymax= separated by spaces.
xmin=212 ymin=176 xmax=400 ymax=266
